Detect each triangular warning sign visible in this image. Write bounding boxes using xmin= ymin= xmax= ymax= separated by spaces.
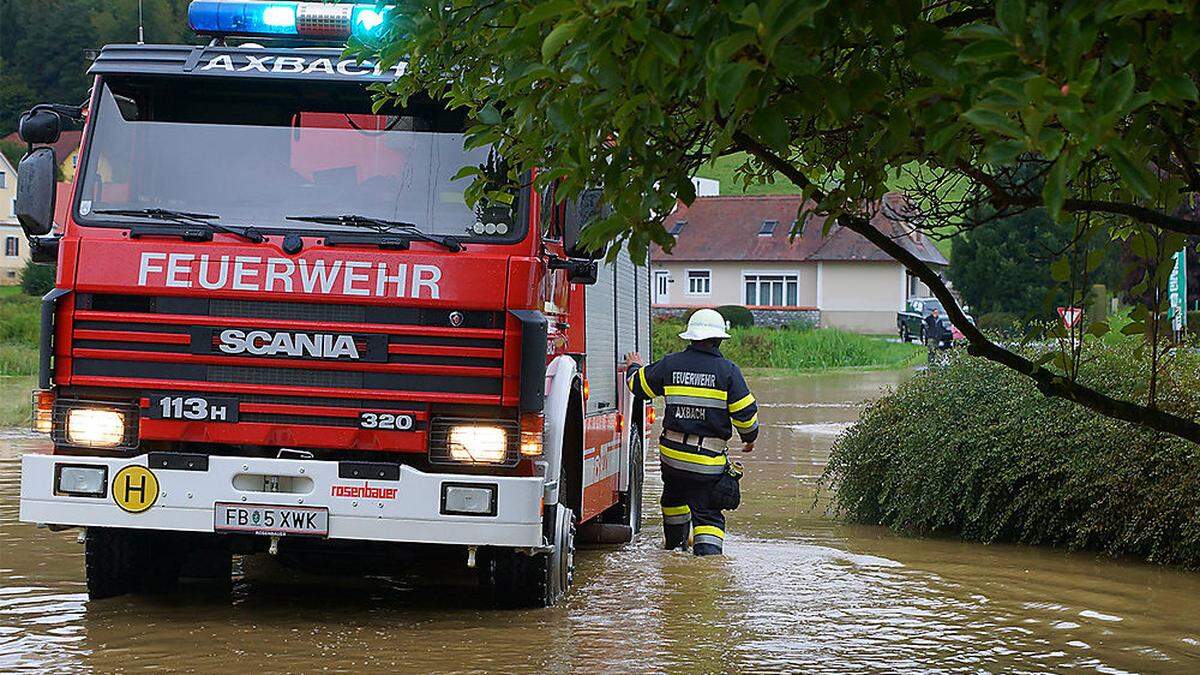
xmin=1057 ymin=307 xmax=1082 ymax=329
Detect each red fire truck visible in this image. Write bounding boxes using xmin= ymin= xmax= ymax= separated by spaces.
xmin=14 ymin=1 xmax=651 ymax=607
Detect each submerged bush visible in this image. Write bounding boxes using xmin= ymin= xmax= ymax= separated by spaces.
xmin=824 ymin=342 xmax=1200 ymax=568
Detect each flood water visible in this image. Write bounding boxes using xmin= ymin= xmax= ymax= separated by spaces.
xmin=3 ymin=370 xmax=1200 ymax=672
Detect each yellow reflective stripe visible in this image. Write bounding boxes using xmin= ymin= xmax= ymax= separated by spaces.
xmin=662 ymin=505 xmax=691 ymax=516
xmin=731 ymin=414 xmax=758 ymax=430
xmin=662 ymin=385 xmax=726 ymax=400
xmin=728 ymin=393 xmax=755 ymax=413
xmin=693 ymin=525 xmax=725 ymax=539
xmin=659 ymin=444 xmax=728 ymax=466
xmin=627 ymin=371 xmax=637 ymax=393
xmin=639 ymin=368 xmax=657 ymax=398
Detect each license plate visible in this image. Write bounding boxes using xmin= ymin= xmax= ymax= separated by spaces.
xmin=213 ymin=502 xmax=328 ymax=537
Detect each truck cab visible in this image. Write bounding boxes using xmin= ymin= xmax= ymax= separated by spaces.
xmin=13 ymin=2 xmax=650 ymax=607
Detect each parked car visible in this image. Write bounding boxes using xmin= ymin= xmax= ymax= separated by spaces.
xmin=897 ymin=297 xmax=972 ymax=347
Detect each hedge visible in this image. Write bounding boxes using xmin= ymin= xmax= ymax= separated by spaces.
xmin=823 ymin=341 xmax=1200 ymax=568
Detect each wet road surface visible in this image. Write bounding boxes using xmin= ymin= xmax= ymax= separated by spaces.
xmin=3 ymin=370 xmax=1200 ymax=672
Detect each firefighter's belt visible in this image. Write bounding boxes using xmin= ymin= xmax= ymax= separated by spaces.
xmin=661 ymin=430 xmax=728 ymax=453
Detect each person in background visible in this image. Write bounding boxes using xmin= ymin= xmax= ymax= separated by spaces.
xmin=623 ymin=309 xmax=758 ymax=556
xmin=924 ymin=307 xmax=945 ymax=364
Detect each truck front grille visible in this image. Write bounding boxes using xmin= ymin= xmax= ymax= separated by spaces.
xmin=68 ymin=294 xmax=507 ymax=403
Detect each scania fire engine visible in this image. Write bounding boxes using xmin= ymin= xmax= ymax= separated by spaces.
xmin=14 ymin=1 xmax=651 ymax=607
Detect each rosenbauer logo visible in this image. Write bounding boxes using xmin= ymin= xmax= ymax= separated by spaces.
xmin=331 ymin=482 xmax=398 ymax=500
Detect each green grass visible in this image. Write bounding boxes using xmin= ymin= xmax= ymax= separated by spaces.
xmin=0 ymin=286 xmax=39 ymax=377
xmin=652 ymin=319 xmax=922 ymax=371
xmin=0 ymin=376 xmax=35 ymax=428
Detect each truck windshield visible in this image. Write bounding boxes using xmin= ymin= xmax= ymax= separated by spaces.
xmin=75 ymin=76 xmax=512 ymax=239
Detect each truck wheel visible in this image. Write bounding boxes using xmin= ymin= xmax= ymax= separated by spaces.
xmin=85 ymin=528 xmax=143 ymax=600
xmin=492 ymin=504 xmax=576 ymax=608
xmin=621 ymin=425 xmax=644 ymax=535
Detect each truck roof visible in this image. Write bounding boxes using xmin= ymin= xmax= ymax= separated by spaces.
xmin=88 ymin=43 xmax=405 ymax=84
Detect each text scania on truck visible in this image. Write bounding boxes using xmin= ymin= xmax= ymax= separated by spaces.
xmin=12 ymin=1 xmax=652 ymax=607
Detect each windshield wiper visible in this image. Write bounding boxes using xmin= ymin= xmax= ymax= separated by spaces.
xmin=286 ymin=214 xmax=464 ymax=252
xmin=95 ymin=208 xmax=265 ymax=243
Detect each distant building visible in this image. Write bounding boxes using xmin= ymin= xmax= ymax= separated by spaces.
xmin=651 ymin=193 xmax=948 ymax=332
xmin=0 ymin=152 xmax=29 ymax=284
xmin=2 ymin=130 xmax=82 ymax=182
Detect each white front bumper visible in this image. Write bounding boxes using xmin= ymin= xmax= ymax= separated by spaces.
xmin=19 ymin=453 xmax=545 ymax=548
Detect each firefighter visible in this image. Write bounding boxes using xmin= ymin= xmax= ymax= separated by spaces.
xmin=623 ymin=309 xmax=759 ymax=556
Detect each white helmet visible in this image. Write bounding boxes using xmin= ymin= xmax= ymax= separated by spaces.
xmin=679 ymin=308 xmax=731 ymax=341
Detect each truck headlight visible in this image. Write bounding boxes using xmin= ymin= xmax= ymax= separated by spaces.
xmin=447 ymin=425 xmax=508 ymax=463
xmin=54 ymin=464 xmax=108 ymax=497
xmin=65 ymin=408 xmax=127 ymax=448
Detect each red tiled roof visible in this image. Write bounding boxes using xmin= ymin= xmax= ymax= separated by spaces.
xmin=651 ymin=193 xmax=948 ymax=266
xmin=2 ymin=130 xmax=82 ymax=163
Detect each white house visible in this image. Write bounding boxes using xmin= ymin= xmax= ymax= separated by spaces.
xmin=651 ymin=193 xmax=948 ymax=332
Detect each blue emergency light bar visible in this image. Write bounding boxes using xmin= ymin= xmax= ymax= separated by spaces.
xmin=188 ymin=1 xmax=391 ymax=40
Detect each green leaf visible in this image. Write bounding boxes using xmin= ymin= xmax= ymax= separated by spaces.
xmin=1095 ymin=64 xmax=1135 ymax=116
xmin=1043 ymin=160 xmax=1067 ymax=220
xmin=1050 ymin=255 xmax=1071 ymax=282
xmin=542 ymin=19 xmax=581 ymax=63
xmin=955 ymin=38 xmax=1019 ymax=64
xmin=961 ymin=108 xmax=1021 ymax=137
xmin=1107 ymin=144 xmax=1155 ymax=200
xmin=476 ymin=104 xmax=501 ymax=126
xmin=1086 ymin=249 xmax=1105 ymax=272
xmin=753 ymin=106 xmax=790 ymax=151
xmin=996 ymin=0 xmax=1026 ymax=34
xmin=711 ymin=62 xmax=754 ymax=115
xmin=982 ymin=139 xmax=1026 ymax=165
xmin=1153 ymin=74 xmax=1199 ymax=102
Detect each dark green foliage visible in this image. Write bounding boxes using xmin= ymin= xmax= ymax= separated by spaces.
xmin=975 ymin=311 xmax=1020 ymax=335
xmin=715 ymin=305 xmax=754 ymax=328
xmin=825 ymin=345 xmax=1200 ymax=568
xmin=0 ymin=0 xmax=194 ymax=134
xmin=20 ymin=261 xmax=55 ymax=297
xmin=0 ymin=139 xmax=24 ymax=171
xmin=948 ymin=203 xmax=1073 ymax=316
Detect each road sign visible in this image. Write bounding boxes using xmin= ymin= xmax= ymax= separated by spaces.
xmin=1169 ymin=249 xmax=1187 ymax=334
xmin=1058 ymin=306 xmax=1082 ymax=330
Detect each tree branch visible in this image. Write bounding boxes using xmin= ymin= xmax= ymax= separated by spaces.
xmin=733 ymin=131 xmax=1200 ymax=445
xmin=955 ymin=160 xmax=1200 ymax=236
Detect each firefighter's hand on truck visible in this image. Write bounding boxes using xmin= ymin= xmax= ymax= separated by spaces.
xmin=742 ymin=442 xmax=755 ymax=453
xmin=623 ymin=352 xmax=644 ymax=368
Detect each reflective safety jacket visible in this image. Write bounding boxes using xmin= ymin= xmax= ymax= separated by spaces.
xmin=626 ymin=342 xmax=759 ymax=476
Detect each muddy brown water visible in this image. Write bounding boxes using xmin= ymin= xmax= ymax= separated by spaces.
xmin=3 ymin=370 xmax=1200 ymax=672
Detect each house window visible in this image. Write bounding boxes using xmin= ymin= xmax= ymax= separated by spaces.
xmin=758 ymin=220 xmax=777 ymax=236
xmin=686 ymin=269 xmax=711 ymax=296
xmin=745 ymin=274 xmax=799 ymax=307
xmin=669 ymin=220 xmax=686 ymax=236
xmin=4 ymin=236 xmax=19 ymax=257
xmin=0 ymin=171 xmax=6 ymax=189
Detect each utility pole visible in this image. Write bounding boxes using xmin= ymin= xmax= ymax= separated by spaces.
xmin=138 ymin=0 xmax=145 ymax=44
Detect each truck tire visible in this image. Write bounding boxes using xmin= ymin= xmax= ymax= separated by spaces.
xmin=85 ymin=528 xmax=143 ymax=600
xmin=492 ymin=504 xmax=576 ymax=608
xmin=85 ymin=529 xmax=188 ymax=599
xmin=900 ymin=324 xmax=909 ymax=342
xmin=620 ymin=425 xmax=644 ymax=535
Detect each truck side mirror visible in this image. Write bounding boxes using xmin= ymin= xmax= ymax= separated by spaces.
xmin=19 ymin=110 xmax=62 ymax=145
xmin=564 ymin=188 xmax=605 ymax=259
xmin=15 ymin=148 xmax=58 ymax=237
